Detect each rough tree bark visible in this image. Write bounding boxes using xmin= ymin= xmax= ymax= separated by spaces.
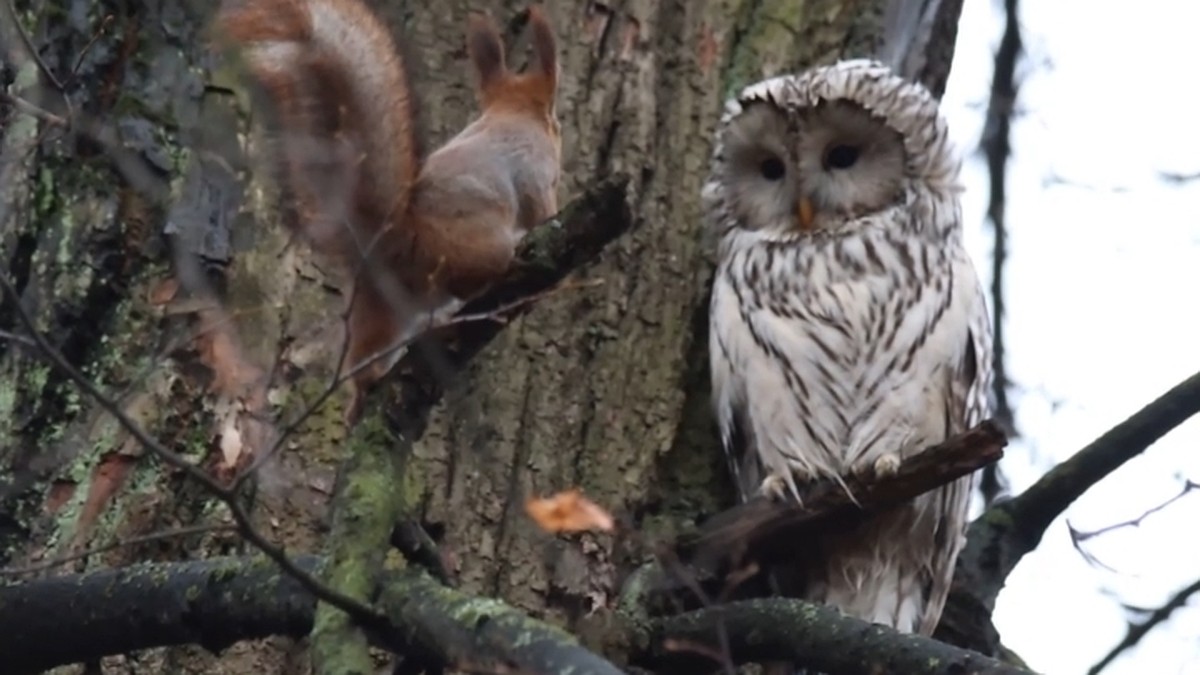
xmin=0 ymin=0 xmax=972 ymax=673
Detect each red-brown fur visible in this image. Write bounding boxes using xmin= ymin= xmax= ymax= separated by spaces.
xmin=216 ymin=1 xmax=560 ymax=418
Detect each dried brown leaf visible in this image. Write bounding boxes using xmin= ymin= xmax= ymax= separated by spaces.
xmin=525 ymin=489 xmax=615 ymax=534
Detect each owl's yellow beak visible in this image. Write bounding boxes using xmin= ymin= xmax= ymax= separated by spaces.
xmin=796 ymin=197 xmax=816 ymax=232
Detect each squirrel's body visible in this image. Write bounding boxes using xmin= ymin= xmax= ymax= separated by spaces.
xmin=218 ymin=0 xmax=560 ymax=414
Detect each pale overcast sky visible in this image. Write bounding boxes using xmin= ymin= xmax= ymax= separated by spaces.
xmin=943 ymin=1 xmax=1200 ymax=673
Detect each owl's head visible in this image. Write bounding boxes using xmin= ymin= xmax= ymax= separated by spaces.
xmin=704 ymin=60 xmax=959 ymax=240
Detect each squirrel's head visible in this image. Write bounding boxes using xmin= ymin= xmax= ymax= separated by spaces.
xmin=467 ymin=5 xmax=559 ymax=135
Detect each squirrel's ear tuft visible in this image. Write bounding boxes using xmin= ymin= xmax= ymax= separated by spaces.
xmin=467 ymin=11 xmax=507 ymax=95
xmin=525 ymin=5 xmax=557 ymax=88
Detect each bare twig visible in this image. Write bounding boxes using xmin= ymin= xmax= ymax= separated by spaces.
xmin=1068 ymin=478 xmax=1199 ymax=568
xmin=0 ymin=268 xmax=385 ymax=626
xmin=66 ymin=14 xmax=114 ymax=86
xmin=0 ymin=328 xmax=36 ymax=347
xmin=336 ymin=275 xmax=601 ymax=401
xmin=0 ymin=523 xmax=235 ymax=577
xmin=1159 ymin=170 xmax=1200 ymax=184
xmin=1 ymin=90 xmax=169 ymax=200
xmin=1088 ymin=577 xmax=1200 ymax=675
xmin=650 ymin=543 xmax=737 ymax=675
xmin=0 ymin=92 xmax=67 ymax=127
xmin=447 ymin=277 xmax=604 ymax=326
xmin=1 ymin=0 xmax=64 ymax=92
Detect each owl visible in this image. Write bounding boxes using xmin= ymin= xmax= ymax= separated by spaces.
xmin=704 ymin=59 xmax=992 ymax=637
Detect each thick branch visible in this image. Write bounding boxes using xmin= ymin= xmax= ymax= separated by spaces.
xmin=646 ymin=597 xmax=1033 ymax=675
xmin=0 ymin=556 xmax=313 ymax=674
xmin=682 ymin=420 xmax=1007 ymax=567
xmin=375 ymin=571 xmax=624 ymax=675
xmin=311 ymin=412 xmax=411 ymax=674
xmin=879 ymin=0 xmax=966 ymax=98
xmin=939 ymin=369 xmax=1200 ymax=656
xmin=0 ymin=556 xmax=623 ymax=675
xmin=484 ymin=176 xmax=635 ymax=307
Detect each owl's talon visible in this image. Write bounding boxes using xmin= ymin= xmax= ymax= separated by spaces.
xmin=851 ymin=452 xmax=902 ymax=481
xmin=757 ymin=473 xmax=791 ymax=502
xmin=873 ymin=453 xmax=902 ymax=478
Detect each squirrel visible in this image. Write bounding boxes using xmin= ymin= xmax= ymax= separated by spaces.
xmin=216 ymin=0 xmax=561 ymax=417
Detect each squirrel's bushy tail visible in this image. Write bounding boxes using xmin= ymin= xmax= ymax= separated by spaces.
xmin=216 ymin=0 xmax=419 ymax=263
xmin=216 ymin=2 xmax=561 ymax=420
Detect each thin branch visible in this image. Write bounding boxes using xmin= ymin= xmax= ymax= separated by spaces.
xmin=978 ymin=0 xmax=1022 ymax=505
xmin=65 ymin=14 xmax=114 ymax=86
xmin=1068 ymin=478 xmax=1199 ymax=566
xmin=1088 ymin=577 xmax=1200 ymax=675
xmin=0 ymin=523 xmax=235 ymax=577
xmin=0 ymin=92 xmax=67 ymax=127
xmin=1 ymin=0 xmax=65 ymax=92
xmin=0 ymin=268 xmax=384 ymax=626
xmin=1 ymin=89 xmax=170 ymax=201
xmin=1159 ymin=170 xmax=1200 ymax=184
xmin=0 ymin=328 xmax=36 ymax=348
xmin=645 ymin=597 xmax=1034 ymax=675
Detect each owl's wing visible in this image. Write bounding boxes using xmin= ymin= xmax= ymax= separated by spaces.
xmin=952 ymin=258 xmax=995 ymax=433
xmin=709 ymin=270 xmax=763 ymax=503
xmin=915 ymin=255 xmax=993 ymax=635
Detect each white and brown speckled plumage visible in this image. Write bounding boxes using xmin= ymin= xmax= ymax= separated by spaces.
xmin=704 ymin=60 xmax=992 ymax=636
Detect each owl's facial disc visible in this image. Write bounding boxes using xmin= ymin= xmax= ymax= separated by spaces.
xmin=795 ymin=142 xmax=865 ymax=231
xmin=720 ymin=102 xmax=802 ymax=234
xmin=794 ymin=99 xmax=907 ymax=230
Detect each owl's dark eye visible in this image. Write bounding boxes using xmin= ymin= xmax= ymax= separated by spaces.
xmin=823 ymin=144 xmax=860 ymax=170
xmin=759 ymin=157 xmax=786 ymax=181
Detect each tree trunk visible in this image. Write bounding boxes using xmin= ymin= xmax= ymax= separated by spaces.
xmin=396 ymin=0 xmax=953 ymax=633
xmin=0 ymin=0 xmax=962 ymax=673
